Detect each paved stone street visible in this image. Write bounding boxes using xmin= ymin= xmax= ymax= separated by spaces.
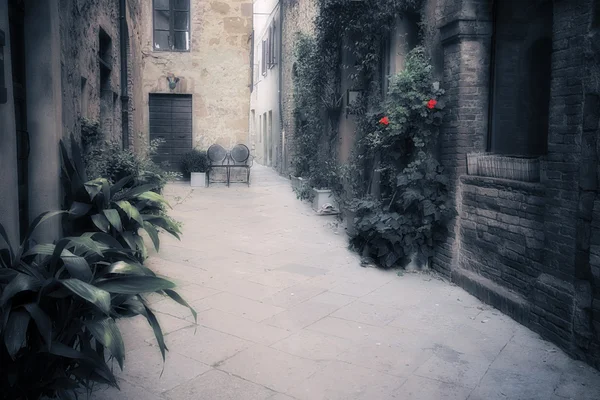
xmin=93 ymin=165 xmax=600 ymax=400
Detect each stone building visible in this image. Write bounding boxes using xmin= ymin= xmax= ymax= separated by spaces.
xmin=0 ymin=0 xmax=144 ymax=245
xmin=140 ymin=0 xmax=253 ymax=167
xmin=281 ymin=0 xmax=600 ymax=368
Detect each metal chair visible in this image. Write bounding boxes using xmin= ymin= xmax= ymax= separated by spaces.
xmin=207 ymin=144 xmax=229 ymax=187
xmin=229 ymin=144 xmax=253 ymax=187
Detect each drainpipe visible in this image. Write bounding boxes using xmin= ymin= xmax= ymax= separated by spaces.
xmin=278 ymin=0 xmax=284 ymax=172
xmin=119 ymin=0 xmax=129 ymax=148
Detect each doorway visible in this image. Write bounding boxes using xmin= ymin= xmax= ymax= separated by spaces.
xmin=149 ymin=93 xmax=193 ymax=169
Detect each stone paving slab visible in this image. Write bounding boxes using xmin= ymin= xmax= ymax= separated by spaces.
xmin=92 ymin=165 xmax=600 ymax=400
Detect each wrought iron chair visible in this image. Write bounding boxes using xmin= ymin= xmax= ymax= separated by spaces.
xmin=228 ymin=144 xmax=253 ymax=187
xmin=207 ymin=144 xmax=229 ymax=187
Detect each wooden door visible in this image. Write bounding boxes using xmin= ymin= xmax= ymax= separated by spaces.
xmin=149 ymin=93 xmax=193 ymax=169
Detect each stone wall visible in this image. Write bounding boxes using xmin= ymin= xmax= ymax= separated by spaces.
xmin=59 ymin=0 xmax=122 ymax=143
xmin=280 ymin=0 xmax=318 ymax=175
xmin=139 ymin=0 xmax=252 ymax=152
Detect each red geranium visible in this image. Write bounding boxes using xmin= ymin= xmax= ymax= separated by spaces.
xmin=379 ymin=116 xmax=390 ymax=126
xmin=427 ymin=99 xmax=437 ymax=109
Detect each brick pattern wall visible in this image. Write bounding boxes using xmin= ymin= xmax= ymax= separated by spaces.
xmin=541 ymin=0 xmax=589 ymax=283
xmin=432 ymin=0 xmax=492 ymax=277
xmin=436 ymin=0 xmax=600 ymax=369
xmin=459 ymin=176 xmax=545 ymax=297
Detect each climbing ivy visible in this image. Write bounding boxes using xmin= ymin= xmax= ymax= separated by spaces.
xmin=291 ymin=0 xmax=453 ymax=269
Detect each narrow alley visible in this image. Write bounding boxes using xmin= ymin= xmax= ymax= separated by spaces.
xmin=91 ymin=166 xmax=600 ymax=400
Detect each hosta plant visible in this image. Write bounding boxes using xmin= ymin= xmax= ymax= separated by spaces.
xmin=0 ymin=212 xmax=195 ymax=400
xmin=60 ymin=137 xmax=181 ymax=262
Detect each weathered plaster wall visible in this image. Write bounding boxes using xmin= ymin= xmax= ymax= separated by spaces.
xmin=139 ymin=0 xmax=253 ymax=152
xmin=250 ymin=1 xmax=281 ymax=169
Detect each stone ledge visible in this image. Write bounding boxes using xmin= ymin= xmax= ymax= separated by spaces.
xmin=451 ymin=267 xmax=531 ymax=326
xmin=460 ymin=175 xmax=546 ymax=196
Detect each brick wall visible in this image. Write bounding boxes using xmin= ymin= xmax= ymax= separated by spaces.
xmin=436 ymin=0 xmax=600 ymax=369
xmin=459 ymin=176 xmax=545 ymax=297
xmin=432 ymin=0 xmax=492 ymax=278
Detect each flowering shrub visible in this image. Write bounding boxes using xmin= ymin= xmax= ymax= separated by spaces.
xmin=350 ymin=47 xmax=454 ymax=268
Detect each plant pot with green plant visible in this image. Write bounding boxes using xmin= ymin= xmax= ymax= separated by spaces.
xmin=181 ymin=149 xmax=209 ymax=188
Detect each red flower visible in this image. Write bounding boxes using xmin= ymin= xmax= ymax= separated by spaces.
xmin=379 ymin=116 xmax=390 ymax=126
xmin=427 ymin=99 xmax=437 ymax=109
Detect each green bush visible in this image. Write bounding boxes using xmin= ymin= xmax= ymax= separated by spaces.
xmin=61 ymin=137 xmax=181 ymax=262
xmin=82 ymin=126 xmax=180 ymax=192
xmin=350 ymin=47 xmax=454 ymax=268
xmin=180 ymin=149 xmax=209 ymax=178
xmin=0 ymin=214 xmax=193 ymax=400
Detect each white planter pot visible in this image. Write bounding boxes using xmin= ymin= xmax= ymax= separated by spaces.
xmin=190 ymin=172 xmax=207 ymax=188
xmin=345 ymin=208 xmax=357 ymax=237
xmin=312 ymin=188 xmax=338 ymax=212
xmin=290 ymin=175 xmax=310 ymax=193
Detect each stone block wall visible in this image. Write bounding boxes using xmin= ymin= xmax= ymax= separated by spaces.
xmin=139 ymin=0 xmax=252 ymax=152
xmin=59 ymin=0 xmax=124 ymax=143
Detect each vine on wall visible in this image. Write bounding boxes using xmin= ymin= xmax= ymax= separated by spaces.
xmin=291 ymin=0 xmax=453 ymax=268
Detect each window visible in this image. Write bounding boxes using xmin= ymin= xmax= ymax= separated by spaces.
xmin=261 ymin=39 xmax=267 ymax=76
xmin=153 ymin=0 xmax=190 ymax=51
xmin=268 ymin=21 xmax=277 ymax=68
xmin=488 ymin=0 xmax=552 ymax=156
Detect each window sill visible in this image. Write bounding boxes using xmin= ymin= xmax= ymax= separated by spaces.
xmin=467 ymin=153 xmax=541 ymax=183
xmin=460 ymin=174 xmax=545 ymax=195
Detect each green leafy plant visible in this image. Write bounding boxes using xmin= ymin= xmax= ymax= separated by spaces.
xmin=180 ymin=149 xmax=209 ymax=178
xmin=84 ymin=135 xmax=179 ymax=193
xmin=61 ymin=137 xmax=182 ymax=262
xmin=350 ymin=47 xmax=454 ymax=268
xmin=0 ymin=212 xmax=194 ymax=400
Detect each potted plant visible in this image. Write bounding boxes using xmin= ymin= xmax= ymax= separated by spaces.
xmin=310 ymin=161 xmax=340 ymax=213
xmin=181 ymin=149 xmax=209 ymax=187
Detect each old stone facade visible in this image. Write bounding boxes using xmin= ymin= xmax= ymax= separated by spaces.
xmin=280 ymin=0 xmax=600 ymax=369
xmin=431 ymin=0 xmax=600 ymax=369
xmin=0 ymin=0 xmax=143 ymax=245
xmin=139 ymin=0 xmax=252 ymax=160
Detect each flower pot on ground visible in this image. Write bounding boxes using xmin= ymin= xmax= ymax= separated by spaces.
xmin=191 ymin=172 xmax=207 ymax=187
xmin=312 ymin=188 xmax=339 ymax=213
xmin=181 ymin=149 xmax=209 ymax=187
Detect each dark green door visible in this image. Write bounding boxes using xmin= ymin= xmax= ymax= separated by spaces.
xmin=149 ymin=93 xmax=193 ymax=169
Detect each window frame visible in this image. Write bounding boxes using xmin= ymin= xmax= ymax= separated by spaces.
xmin=261 ymin=39 xmax=267 ymax=76
xmin=268 ymin=21 xmax=277 ymax=69
xmin=152 ymin=0 xmax=191 ymax=52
